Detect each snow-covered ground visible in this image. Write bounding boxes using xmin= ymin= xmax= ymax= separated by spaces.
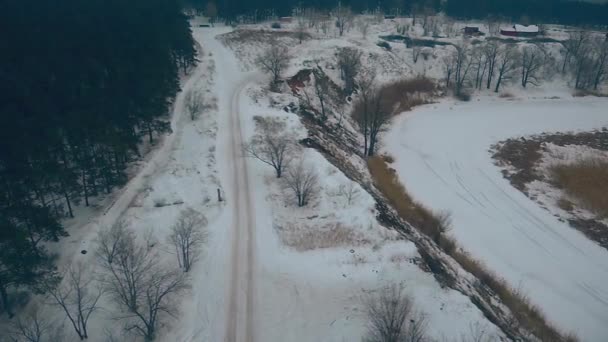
xmin=235 ymin=86 xmax=504 ymax=341
xmin=194 ymin=25 xmax=504 ymax=341
xmin=8 ymin=14 xmax=608 ymax=341
xmin=383 ymin=95 xmax=608 ymax=341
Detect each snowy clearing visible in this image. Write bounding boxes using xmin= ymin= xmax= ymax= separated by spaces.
xmin=383 ymin=95 xmax=608 ymax=341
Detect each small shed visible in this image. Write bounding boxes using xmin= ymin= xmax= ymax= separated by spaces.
xmin=463 ymin=26 xmax=480 ymax=35
xmin=500 ymin=24 xmax=539 ymax=37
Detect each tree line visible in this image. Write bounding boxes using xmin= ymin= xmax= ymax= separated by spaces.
xmin=446 ymin=0 xmax=608 ymax=27
xmin=439 ymin=35 xmax=608 ymax=97
xmin=184 ymin=0 xmax=607 ymax=26
xmin=0 ymin=0 xmax=196 ymax=316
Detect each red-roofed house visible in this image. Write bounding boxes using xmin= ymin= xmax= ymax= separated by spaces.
xmin=500 ymin=24 xmax=540 ymax=37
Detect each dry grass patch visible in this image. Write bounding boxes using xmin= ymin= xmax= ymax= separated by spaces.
xmin=550 ymin=158 xmax=608 ymax=218
xmin=367 ymin=156 xmax=576 ymax=341
xmin=219 ymin=29 xmax=310 ymax=46
xmin=557 ymin=197 xmax=574 ymax=212
xmin=379 ymin=77 xmax=435 ymax=114
xmin=572 ymin=89 xmax=608 ymax=97
xmin=367 ymin=157 xmax=450 ymax=245
xmin=279 ymin=223 xmax=371 ymax=252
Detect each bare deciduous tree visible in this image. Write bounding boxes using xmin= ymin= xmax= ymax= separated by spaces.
xmin=338 ymin=182 xmax=359 ymax=207
xmin=357 ymin=17 xmax=371 ymax=39
xmin=521 ymin=44 xmax=546 ymax=88
xmin=185 ymin=91 xmax=201 ymax=121
xmin=592 ymin=39 xmax=608 ymax=90
xmin=9 ymin=308 xmax=52 ymax=342
xmin=123 ymin=269 xmax=187 ymax=341
xmin=96 ymin=220 xmax=130 ymax=265
xmin=352 ymin=70 xmax=391 ymax=156
xmin=365 ymin=285 xmax=429 ymax=342
xmin=334 ymin=3 xmax=353 ymax=36
xmin=452 ymin=43 xmax=475 ymax=96
xmin=283 ymin=159 xmax=319 ymax=207
xmin=168 ymin=209 xmax=208 ymax=272
xmin=471 ymin=46 xmax=488 ymax=89
xmin=572 ymin=40 xmax=594 ymax=89
xmin=304 ymin=8 xmax=320 ymax=29
xmin=412 ymin=43 xmax=422 ymax=63
xmin=483 ymin=41 xmax=500 ymax=89
xmin=336 ymin=47 xmax=362 ymax=94
xmin=562 ymin=31 xmax=589 ymax=74
xmin=366 ymin=89 xmax=392 ymax=156
xmin=243 ymin=117 xmax=293 ymax=178
xmin=296 ymin=16 xmax=307 ymax=44
xmin=255 ymin=43 xmax=290 ymax=91
xmin=299 ymin=65 xmax=333 ymax=121
xmin=97 ymin=225 xmax=187 ymax=341
xmin=494 ymin=45 xmax=520 ymax=93
xmin=44 ymin=264 xmax=103 ymax=340
xmin=97 ymin=225 xmax=152 ymax=313
xmin=442 ymin=53 xmax=456 ymax=88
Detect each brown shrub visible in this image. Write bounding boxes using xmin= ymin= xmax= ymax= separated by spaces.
xmin=557 ymin=197 xmax=574 ymax=212
xmin=378 ymin=77 xmax=435 ymax=114
xmin=367 ymin=156 xmax=576 ymax=341
xmin=220 ymin=29 xmax=311 ymax=45
xmin=382 ymin=154 xmax=395 ymax=164
xmin=492 ymin=138 xmax=543 ymax=191
xmin=550 ymin=158 xmax=608 ymax=218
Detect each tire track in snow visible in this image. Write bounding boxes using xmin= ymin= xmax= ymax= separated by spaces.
xmin=476 ymin=167 xmax=587 ymax=256
xmin=225 ymin=75 xmax=257 ymax=342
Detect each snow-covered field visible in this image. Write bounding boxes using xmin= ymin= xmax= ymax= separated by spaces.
xmin=383 ymin=95 xmax=608 ymax=341
xmin=235 ymin=84 xmax=503 ymax=341
xmin=198 ymin=25 xmax=504 ymax=341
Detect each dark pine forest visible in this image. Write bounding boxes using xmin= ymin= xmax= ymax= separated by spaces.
xmin=0 ymin=0 xmax=195 ymax=316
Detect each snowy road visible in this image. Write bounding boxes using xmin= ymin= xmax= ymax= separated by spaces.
xmin=224 ymin=74 xmax=257 ymax=342
xmin=384 ymin=97 xmax=608 ymax=341
xmin=199 ymin=28 xmax=259 ymax=342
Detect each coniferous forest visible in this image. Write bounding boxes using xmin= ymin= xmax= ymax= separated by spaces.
xmin=0 ymin=0 xmax=195 ymax=316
